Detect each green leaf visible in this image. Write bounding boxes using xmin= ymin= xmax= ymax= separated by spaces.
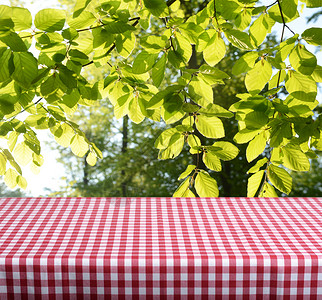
xmin=249 ymin=13 xmax=274 ymax=47
xmin=188 ymin=76 xmax=213 ymax=107
xmin=73 ymin=0 xmax=91 ymax=18
xmin=232 ymin=51 xmax=258 ymax=75
xmin=281 ymin=144 xmax=310 ymax=171
xmin=0 ymin=49 xmax=12 ymax=82
xmin=0 ymin=32 xmax=27 ymax=52
xmin=247 ymin=170 xmax=264 ymax=197
xmin=86 ymin=152 xmax=97 ymax=166
xmin=13 ymin=142 xmax=33 ymax=166
xmin=152 ymin=54 xmax=166 ymax=88
xmin=311 ymin=65 xmax=322 ymax=82
xmin=147 ymin=85 xmax=184 ymax=109
xmin=195 ymin=171 xmax=219 ymax=197
xmin=268 ymin=164 xmax=292 ymax=194
xmin=128 ymin=97 xmax=145 ymax=124
xmin=34 ymin=9 xmax=66 ymax=32
xmin=158 ymin=135 xmax=184 ymax=159
xmin=275 ymin=34 xmax=298 ymax=62
xmin=173 ymin=176 xmax=190 ymax=197
xmin=196 ymin=115 xmax=224 ymax=138
xmin=40 ymin=75 xmax=59 ymax=96
xmin=0 ymin=152 xmax=6 ymax=175
xmin=289 ymin=44 xmax=317 ymax=75
xmin=174 ymin=33 xmax=192 ymax=66
xmin=115 ymin=32 xmax=136 ymax=59
xmin=143 ymin=0 xmax=169 ymax=17
xmin=17 ymin=175 xmax=27 ymax=189
xmin=140 ymin=35 xmax=167 ymax=53
xmin=68 ymin=11 xmax=96 ymax=29
xmin=203 ymin=152 xmax=221 ymax=171
xmin=132 ymin=51 xmax=158 ymax=74
xmin=163 ymin=93 xmax=184 ymax=123
xmin=302 ymin=27 xmax=322 ymax=46
xmin=234 ymin=128 xmax=261 ymax=144
xmin=11 ymin=7 xmax=32 ymax=31
xmin=224 ymin=29 xmax=254 ymax=50
xmin=62 ymin=89 xmax=80 ymax=108
xmin=208 ymin=141 xmax=239 ymax=161
xmin=203 ymin=31 xmax=226 ymax=66
xmin=244 ymin=111 xmax=269 ymax=130
xmin=12 ymin=52 xmax=38 ymax=89
xmin=305 ymin=0 xmax=322 ymax=7
xmin=245 ymin=59 xmax=272 ymax=93
xmin=285 ymin=71 xmax=317 ymax=102
xmin=178 ymin=164 xmax=196 ymax=180
xmin=246 ymin=131 xmax=267 ymax=162
xmin=259 ymin=182 xmax=278 ymax=197
xmin=103 ymin=21 xmax=135 ymax=34
xmin=247 ymin=157 xmax=268 ymax=174
xmin=59 ymin=67 xmax=77 ymax=89
xmin=70 ymin=134 xmax=89 ymax=157
xmin=268 ymin=0 xmax=298 ymax=23
xmin=198 ymin=65 xmax=230 ymax=84
xmin=4 ymin=168 xmax=18 ymax=189
xmin=199 ymin=103 xmax=233 ymax=118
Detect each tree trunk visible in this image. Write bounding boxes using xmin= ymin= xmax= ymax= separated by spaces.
xmin=121 ymin=115 xmax=128 ymax=197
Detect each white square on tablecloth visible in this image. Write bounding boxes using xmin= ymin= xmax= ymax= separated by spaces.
xmin=222 ymin=273 xmax=229 ymax=281
xmin=125 ymin=287 xmax=132 ymax=295
xmin=195 ymin=273 xmax=201 ymax=281
xmin=110 ymin=273 xmax=118 ymax=280
xmin=180 ymin=287 xmax=188 ymax=295
xmin=153 ymin=287 xmax=160 ymax=294
xmin=153 ymin=273 xmax=160 ymax=281
xmin=125 ymin=273 xmax=131 ymax=281
xmin=195 ymin=287 xmax=201 ymax=294
xmin=303 ymin=287 xmax=311 ymax=295
xmin=55 ymin=286 xmax=63 ymax=294
xmin=97 ymin=272 xmax=104 ymax=281
xmin=222 ymin=287 xmax=229 ymax=295
xmin=167 ymin=273 xmax=173 ymax=280
xmin=236 ymin=273 xmax=243 ymax=281
xmin=69 ymin=286 xmax=76 ymax=294
xmin=111 ymin=287 xmax=118 ymax=294
xmin=97 ymin=287 xmax=104 ymax=295
xmin=139 ymin=287 xmax=146 ymax=294
xmin=83 ymin=286 xmax=90 ymax=294
xmin=83 ymin=272 xmax=90 ymax=280
xmin=69 ymin=273 xmax=76 ymax=280
xmin=181 ymin=273 xmax=188 ymax=280
xmin=167 ymin=287 xmax=174 ymax=295
xmin=236 ymin=287 xmax=243 ymax=294
xmin=13 ymin=286 xmax=20 ymax=294
xmin=290 ymin=287 xmax=297 ymax=295
xmin=249 ymin=287 xmax=256 ymax=294
xmin=41 ymin=287 xmax=48 ymax=294
xmin=250 ymin=273 xmax=256 ymax=281
xmin=139 ymin=273 xmax=146 ymax=281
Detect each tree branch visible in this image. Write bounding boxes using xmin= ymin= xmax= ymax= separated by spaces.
xmin=8 ymin=98 xmax=43 ymax=122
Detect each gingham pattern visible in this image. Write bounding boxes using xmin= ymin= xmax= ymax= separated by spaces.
xmin=0 ymin=197 xmax=321 ymax=299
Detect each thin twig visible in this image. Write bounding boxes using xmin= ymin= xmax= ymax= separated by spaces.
xmin=275 ymin=0 xmax=286 ymax=90
xmin=8 ymin=98 xmax=43 ymax=122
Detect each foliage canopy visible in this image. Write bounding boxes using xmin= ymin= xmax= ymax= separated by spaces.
xmin=0 ymin=0 xmax=321 ymax=197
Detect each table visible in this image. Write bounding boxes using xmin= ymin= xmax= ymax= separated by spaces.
xmin=0 ymin=197 xmax=321 ymax=299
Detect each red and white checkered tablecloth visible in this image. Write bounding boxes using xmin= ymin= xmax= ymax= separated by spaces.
xmin=0 ymin=197 xmax=321 ymax=299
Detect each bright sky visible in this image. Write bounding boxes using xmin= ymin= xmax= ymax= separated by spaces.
xmin=1 ymin=0 xmax=322 ymax=196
